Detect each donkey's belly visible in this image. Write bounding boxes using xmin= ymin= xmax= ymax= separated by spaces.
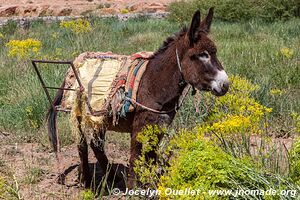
xmin=106 ymin=112 xmax=135 ymax=133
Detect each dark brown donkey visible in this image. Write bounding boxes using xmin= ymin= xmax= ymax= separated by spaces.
xmin=47 ymin=8 xmax=229 ymax=189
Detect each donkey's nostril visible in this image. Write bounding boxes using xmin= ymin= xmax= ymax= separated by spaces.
xmin=222 ymin=82 xmax=229 ymax=91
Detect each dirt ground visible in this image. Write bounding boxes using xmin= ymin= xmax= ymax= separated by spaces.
xmin=0 ymin=0 xmax=174 ymax=18
xmin=0 ymin=130 xmax=294 ymax=199
xmin=0 ymin=132 xmax=130 ymax=199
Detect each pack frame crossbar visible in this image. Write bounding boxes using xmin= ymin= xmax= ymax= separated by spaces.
xmin=31 ymin=60 xmax=84 ymax=113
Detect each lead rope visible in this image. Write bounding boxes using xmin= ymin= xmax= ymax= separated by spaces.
xmin=126 ymin=49 xmax=193 ymax=114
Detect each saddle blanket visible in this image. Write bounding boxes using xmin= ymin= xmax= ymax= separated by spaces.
xmin=61 ymin=51 xmax=152 ymax=126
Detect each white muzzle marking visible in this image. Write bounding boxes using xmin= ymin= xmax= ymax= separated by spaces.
xmin=210 ymin=70 xmax=229 ymax=93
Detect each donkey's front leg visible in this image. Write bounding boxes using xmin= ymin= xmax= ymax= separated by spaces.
xmin=128 ymin=131 xmax=142 ymax=189
xmin=128 ymin=112 xmax=173 ymax=189
xmin=77 ymin=117 xmax=92 ymax=188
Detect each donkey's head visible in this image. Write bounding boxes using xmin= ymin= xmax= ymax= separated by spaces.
xmin=181 ymin=8 xmax=229 ymax=96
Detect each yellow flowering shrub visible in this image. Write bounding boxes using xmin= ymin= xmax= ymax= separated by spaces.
xmin=60 ymin=19 xmax=92 ymax=34
xmin=290 ymin=139 xmax=300 ymax=185
xmin=206 ymin=115 xmax=251 ymax=135
xmin=204 ymin=75 xmax=272 ymax=131
xmin=25 ymin=106 xmax=39 ymax=129
xmin=134 ymin=76 xmax=278 ymax=196
xmin=134 ymin=125 xmax=165 ymax=186
xmin=192 ymin=75 xmax=272 ymax=159
xmin=158 ymin=129 xmax=297 ymax=200
xmin=0 ymin=177 xmax=12 ymax=199
xmin=0 ymin=33 xmax=4 ymax=39
xmin=51 ymin=32 xmax=59 ymax=40
xmin=120 ymin=9 xmax=129 ymax=14
xmin=269 ymin=88 xmax=284 ymax=96
xmin=6 ymin=38 xmax=42 ymax=58
xmin=291 ymin=112 xmax=300 ymax=133
xmin=276 ymin=47 xmax=294 ymax=59
xmin=155 ymin=76 xmax=300 ymax=199
xmin=79 ymin=189 xmax=94 ymax=200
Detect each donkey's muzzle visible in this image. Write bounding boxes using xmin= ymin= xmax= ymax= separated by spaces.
xmin=212 ymin=81 xmax=229 ymax=96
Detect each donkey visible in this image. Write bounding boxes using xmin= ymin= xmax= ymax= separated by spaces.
xmin=47 ymin=8 xmax=229 ymax=189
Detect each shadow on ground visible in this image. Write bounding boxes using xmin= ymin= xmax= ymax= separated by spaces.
xmin=57 ymin=162 xmax=128 ymax=195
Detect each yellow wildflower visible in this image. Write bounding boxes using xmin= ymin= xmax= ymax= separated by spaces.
xmin=6 ymin=38 xmax=42 ymax=58
xmin=0 ymin=33 xmax=4 ymax=39
xmin=60 ymin=19 xmax=92 ymax=34
xmin=265 ymin=107 xmax=273 ymax=113
xmin=25 ymin=106 xmax=33 ymax=114
xmin=269 ymin=88 xmax=283 ymax=96
xmin=208 ymin=115 xmax=251 ymax=135
xmin=291 ymin=112 xmax=300 ymax=133
xmin=120 ymin=9 xmax=129 ymax=14
xmin=279 ymin=47 xmax=294 ymax=59
xmin=51 ymin=32 xmax=59 ymax=39
xmin=198 ymin=75 xmax=272 ymax=136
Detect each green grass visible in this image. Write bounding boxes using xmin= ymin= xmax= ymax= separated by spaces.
xmin=0 ymin=15 xmax=299 ymax=200
xmin=0 ymin=17 xmax=299 ymax=144
xmin=215 ymin=20 xmax=300 ymax=118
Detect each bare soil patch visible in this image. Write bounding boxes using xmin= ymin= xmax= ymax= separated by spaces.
xmin=0 ymin=132 xmax=130 ymax=199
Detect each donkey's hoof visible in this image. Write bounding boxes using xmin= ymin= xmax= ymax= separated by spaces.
xmin=57 ymin=174 xmax=65 ymax=185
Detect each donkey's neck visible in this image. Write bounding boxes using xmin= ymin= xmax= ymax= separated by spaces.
xmin=138 ymin=38 xmax=188 ymax=111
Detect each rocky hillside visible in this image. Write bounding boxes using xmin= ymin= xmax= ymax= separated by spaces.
xmin=0 ymin=0 xmax=172 ymax=18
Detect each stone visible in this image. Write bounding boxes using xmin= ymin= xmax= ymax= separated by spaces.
xmin=0 ymin=6 xmax=18 ymax=17
xmin=100 ymin=7 xmax=118 ymax=15
xmin=57 ymin=8 xmax=73 ymax=16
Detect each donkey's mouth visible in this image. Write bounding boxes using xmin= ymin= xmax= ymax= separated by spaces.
xmin=211 ymin=88 xmax=228 ymax=96
xmin=211 ymin=83 xmax=229 ymax=96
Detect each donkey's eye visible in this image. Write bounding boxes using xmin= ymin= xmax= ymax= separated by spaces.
xmin=199 ymin=51 xmax=209 ymax=59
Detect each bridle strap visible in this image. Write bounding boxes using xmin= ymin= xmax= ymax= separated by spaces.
xmin=176 ymin=48 xmax=187 ymax=87
xmin=176 ymin=48 xmax=197 ymax=95
xmin=176 ymin=48 xmax=183 ymax=73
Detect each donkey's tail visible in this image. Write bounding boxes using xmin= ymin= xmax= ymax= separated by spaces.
xmin=46 ymin=80 xmax=65 ymax=153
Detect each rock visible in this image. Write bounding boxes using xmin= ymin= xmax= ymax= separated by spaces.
xmin=100 ymin=7 xmax=118 ymax=15
xmin=149 ymin=2 xmax=165 ymax=7
xmin=0 ymin=6 xmax=18 ymax=17
xmin=127 ymin=2 xmax=167 ymax=13
xmin=18 ymin=18 xmax=31 ymax=30
xmin=127 ymin=2 xmax=145 ymax=12
xmin=23 ymin=6 xmax=38 ymax=17
xmin=38 ymin=5 xmax=51 ymax=17
xmin=143 ymin=5 xmax=166 ymax=13
xmin=57 ymin=8 xmax=72 ymax=16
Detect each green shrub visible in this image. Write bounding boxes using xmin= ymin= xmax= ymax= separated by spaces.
xmin=159 ymin=132 xmax=299 ymax=199
xmin=133 ymin=76 xmax=299 ymax=199
xmin=158 ymin=74 xmax=299 ymax=197
xmin=290 ymin=139 xmax=300 ymax=185
xmin=168 ymin=0 xmax=300 ymax=23
xmin=79 ymin=189 xmax=94 ymax=200
xmin=134 ymin=125 xmax=166 ymax=187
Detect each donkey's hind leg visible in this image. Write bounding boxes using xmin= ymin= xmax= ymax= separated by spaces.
xmin=90 ymin=129 xmax=120 ymax=182
xmin=90 ymin=129 xmax=108 ymax=171
xmin=77 ymin=117 xmax=92 ymax=188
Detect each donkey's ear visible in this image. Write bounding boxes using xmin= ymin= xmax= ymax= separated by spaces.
xmin=189 ymin=10 xmax=201 ymax=46
xmin=200 ymin=7 xmax=214 ymax=33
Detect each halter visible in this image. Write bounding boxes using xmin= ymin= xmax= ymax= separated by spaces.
xmin=125 ymin=48 xmax=193 ymax=114
xmin=176 ymin=48 xmax=187 ymax=87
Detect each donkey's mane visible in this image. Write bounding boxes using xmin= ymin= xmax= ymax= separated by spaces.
xmin=151 ymin=26 xmax=188 ymax=58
